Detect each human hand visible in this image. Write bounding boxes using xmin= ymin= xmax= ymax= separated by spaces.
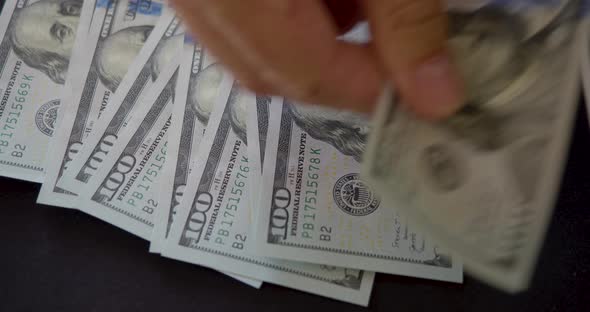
xmin=170 ymin=0 xmax=464 ymax=120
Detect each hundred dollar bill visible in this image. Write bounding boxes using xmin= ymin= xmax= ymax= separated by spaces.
xmin=150 ymin=42 xmax=220 ymax=253
xmin=38 ymin=0 xmax=164 ymax=207
xmin=0 ymin=0 xmax=93 ymax=182
xmin=148 ymin=43 xmax=261 ymax=287
xmin=62 ymin=51 xmax=261 ymax=290
xmin=245 ymin=94 xmax=271 ymax=231
xmin=363 ymin=1 xmax=582 ymax=292
xmin=76 ymin=54 xmax=180 ymax=239
xmin=163 ymin=77 xmax=375 ymax=306
xmin=58 ymin=11 xmax=183 ymax=193
xmin=254 ymin=97 xmax=461 ymax=283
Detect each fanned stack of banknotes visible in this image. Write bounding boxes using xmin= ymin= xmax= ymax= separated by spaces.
xmin=0 ymin=0 xmax=587 ymax=306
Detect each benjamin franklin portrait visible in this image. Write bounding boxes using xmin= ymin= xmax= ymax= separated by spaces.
xmin=226 ymin=85 xmax=249 ymax=144
xmin=184 ymin=62 xmax=253 ymax=145
xmin=8 ymin=0 xmax=83 ymax=84
xmin=416 ymin=5 xmax=575 ymax=196
xmin=188 ymin=62 xmax=225 ymax=125
xmin=149 ymin=33 xmax=184 ymax=81
xmin=442 ymin=6 xmax=574 ymax=151
xmin=193 ymin=85 xmax=372 ymax=162
xmin=287 ymin=101 xmax=370 ymax=162
xmin=95 ymin=25 xmax=153 ymax=92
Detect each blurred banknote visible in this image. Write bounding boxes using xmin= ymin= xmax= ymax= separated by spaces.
xmin=363 ymin=0 xmax=583 ymax=292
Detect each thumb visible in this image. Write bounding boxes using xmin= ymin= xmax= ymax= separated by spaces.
xmin=365 ymin=0 xmax=464 ymax=120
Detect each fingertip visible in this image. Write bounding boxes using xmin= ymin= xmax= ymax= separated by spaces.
xmin=396 ymin=52 xmax=465 ymax=120
xmin=364 ymin=0 xmax=464 ymax=119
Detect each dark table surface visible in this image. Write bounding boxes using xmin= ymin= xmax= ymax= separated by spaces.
xmin=1 ymin=100 xmax=589 ymax=312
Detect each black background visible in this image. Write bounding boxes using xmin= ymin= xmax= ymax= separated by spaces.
xmin=1 ymin=0 xmax=590 ymax=310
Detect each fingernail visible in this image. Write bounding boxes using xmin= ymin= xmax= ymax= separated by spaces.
xmin=412 ymin=53 xmax=464 ymax=118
